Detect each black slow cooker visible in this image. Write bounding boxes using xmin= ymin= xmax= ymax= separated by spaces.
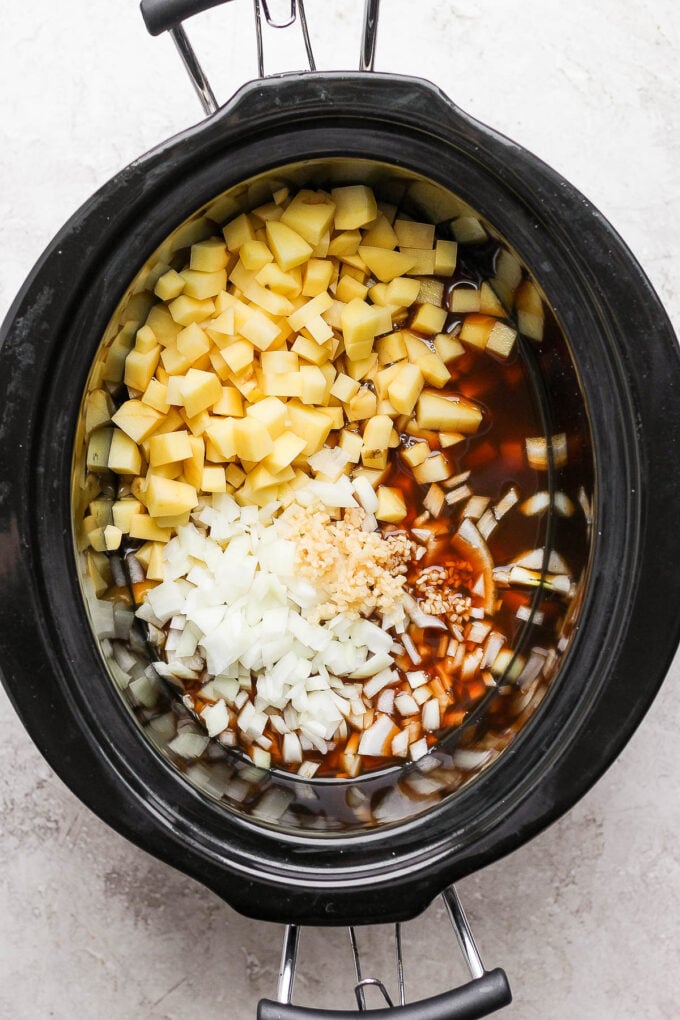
xmin=1 ymin=2 xmax=679 ymax=1017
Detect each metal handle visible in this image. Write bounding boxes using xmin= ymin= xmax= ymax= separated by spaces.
xmin=140 ymin=0 xmax=381 ymax=114
xmin=257 ymin=886 xmax=511 ymax=1019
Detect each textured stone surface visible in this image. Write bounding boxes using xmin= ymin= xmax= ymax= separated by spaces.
xmin=0 ymin=1 xmax=679 ymax=1017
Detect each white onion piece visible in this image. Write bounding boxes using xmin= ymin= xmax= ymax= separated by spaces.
xmin=168 ymin=730 xmax=210 ymax=760
xmin=352 ymin=474 xmax=379 ymax=514
xmin=401 ymin=633 xmax=422 ymax=666
xmin=200 ymin=700 xmax=229 ymax=738
xmin=403 ymin=594 xmax=448 ymax=631
xmin=408 ymin=738 xmax=429 ymax=761
xmin=453 ymin=748 xmax=492 ymax=770
xmin=422 ymin=699 xmax=441 ymax=731
xmin=358 ymin=714 xmax=395 ymax=756
xmin=394 ymin=692 xmax=420 ymax=717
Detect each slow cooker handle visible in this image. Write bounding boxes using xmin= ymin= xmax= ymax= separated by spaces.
xmin=257 ymin=970 xmax=511 ymax=1020
xmin=139 ymin=0 xmax=379 ymax=112
xmin=257 ymin=887 xmax=511 ymax=1019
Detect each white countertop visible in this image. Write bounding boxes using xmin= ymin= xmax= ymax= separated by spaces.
xmin=1 ymin=1 xmax=679 ymax=1017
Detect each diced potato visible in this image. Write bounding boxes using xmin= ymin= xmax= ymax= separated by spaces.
xmin=440 ymin=431 xmax=466 ymax=448
xmin=190 ymin=238 xmax=229 ymax=272
xmin=212 ymin=386 xmax=243 ymax=417
xmin=376 ymin=332 xmax=408 ymax=366
xmin=180 ymin=268 xmax=227 ymax=300
xmin=154 ymin=269 xmax=185 ymax=301
xmin=404 ymin=335 xmax=450 ymax=388
xmin=362 ymin=213 xmax=398 ymax=249
xmin=416 ymin=391 xmax=483 ymax=434
xmin=221 ymin=340 xmax=255 ymax=374
xmin=327 ymin=230 xmax=361 ymax=257
xmin=145 ymin=542 xmax=166 ymax=581
xmin=339 ymin=429 xmax=364 ymax=463
xmin=183 ymin=434 xmax=205 ymax=488
xmin=316 ymin=406 xmax=344 ymax=430
xmin=256 ymin=262 xmax=302 ymax=297
xmin=346 ymin=387 xmax=378 ymax=422
xmin=376 ymin=485 xmax=407 ymax=522
xmin=144 ymin=475 xmax=198 ymax=518
xmin=357 ymin=246 xmax=416 ymax=283
xmin=413 ymin=452 xmax=451 ymax=484
xmin=460 ymin=313 xmax=497 ymax=349
xmin=129 ymin=514 xmax=173 ymax=543
xmin=434 ymin=239 xmax=458 ymax=275
xmin=288 ymin=291 xmax=333 ymax=332
xmin=180 ymin=368 xmax=222 ymax=418
xmin=401 ymin=441 xmax=430 ymax=468
xmin=361 ymin=415 xmax=393 ymax=469
xmin=285 ymin=402 xmax=333 ymax=456
xmin=148 ymin=429 xmax=193 ymax=467
xmin=240 ymin=240 xmax=274 ymax=273
xmin=266 ymin=220 xmax=313 ymax=271
xmin=225 ymin=463 xmax=246 ymax=487
xmin=385 ymin=276 xmax=421 ymax=308
xmin=135 ymin=324 xmax=157 ymax=354
xmin=336 ymin=275 xmax=369 ymax=303
xmin=450 ymin=287 xmax=481 ymax=313
xmin=167 ymin=294 xmax=215 ymax=326
xmin=124 ymin=345 xmax=161 ymax=392
xmin=479 ymin=282 xmax=506 ymax=316
xmin=341 ymin=298 xmax=383 ymax=361
xmin=142 ymin=378 xmax=170 ymax=414
xmin=302 ymin=258 xmax=334 ymax=296
xmin=107 ymin=429 xmax=141 ymax=475
xmin=263 ymin=431 xmax=307 ymax=473
xmin=388 ymin=362 xmax=424 ymax=415
xmin=516 ymin=280 xmax=544 ymax=341
xmin=146 ymin=305 xmax=180 ymax=345
xmin=451 ymin=216 xmax=488 ymax=244
xmin=112 ymin=400 xmax=164 ymax=443
xmin=291 ymin=334 xmax=331 ymax=366
xmin=177 ymin=322 xmax=210 ymax=364
xmin=280 ymin=190 xmax=336 ymax=245
xmin=262 ymin=371 xmax=302 ymax=398
xmin=394 ymin=220 xmax=435 ymax=250
xmin=331 ymin=185 xmax=378 ymax=230
xmin=330 ymin=372 xmax=360 ymax=403
xmin=223 ymin=213 xmax=255 ymax=251
xmin=486 ymin=321 xmax=517 ymax=358
xmin=232 ymin=417 xmax=275 ymax=461
xmin=410 ymin=302 xmax=447 ymax=335
xmin=102 ymin=525 xmax=123 ymax=551
xmin=84 ymin=389 xmax=115 ymax=435
xmin=434 ymin=333 xmax=465 ymax=363
xmin=201 ymin=465 xmax=227 ymax=492
xmin=240 ymin=309 xmax=281 ymax=351
xmin=112 ymin=499 xmax=143 ymax=533
xmin=400 ymin=248 xmax=436 ymax=276
xmin=206 ymin=418 xmax=237 ymax=460
xmin=300 ymin=365 xmax=328 ymax=405
xmin=160 ymin=345 xmax=192 ymax=376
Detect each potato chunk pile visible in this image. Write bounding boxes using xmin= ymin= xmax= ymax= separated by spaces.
xmin=83 ymin=184 xmax=519 ymax=562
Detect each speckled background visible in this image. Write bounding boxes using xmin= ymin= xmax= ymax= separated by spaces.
xmin=1 ymin=2 xmax=679 ymax=1017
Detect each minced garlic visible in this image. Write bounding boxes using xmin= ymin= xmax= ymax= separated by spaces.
xmin=278 ymin=504 xmax=415 ymax=624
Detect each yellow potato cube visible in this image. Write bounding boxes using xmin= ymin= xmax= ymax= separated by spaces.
xmin=280 ymin=190 xmax=336 ymax=245
xmin=124 ymin=345 xmax=161 ymax=393
xmin=357 ymin=246 xmax=416 ymax=283
xmin=180 ymin=268 xmax=227 ymax=300
xmin=339 ymin=429 xmax=364 ymax=463
xmin=111 ymin=499 xmax=143 ymax=533
xmin=180 ymin=368 xmax=222 ymax=418
xmin=213 ymin=386 xmax=243 ymax=417
xmin=287 ymin=291 xmax=333 ymax=332
xmin=177 ymin=322 xmax=210 ymax=363
xmin=135 ymin=324 xmax=157 ymax=354
xmin=107 ymin=429 xmax=141 ymax=475
xmin=302 ymin=258 xmax=334 ymax=297
xmin=146 ymin=542 xmax=166 ymax=581
xmin=168 ymin=294 xmax=215 ymax=326
xmin=401 ymin=441 xmax=430 ymax=468
xmin=232 ymin=417 xmax=274 ymax=461
xmin=316 ymin=406 xmax=344 ymax=430
xmin=201 ymin=465 xmax=227 ymax=492
xmin=451 ymin=216 xmax=488 ymax=244
xmin=413 ymin=452 xmax=451 ymax=485
xmin=336 ymin=275 xmax=369 ymax=303
xmin=400 ymin=247 xmax=436 ymax=276
xmin=330 ymin=372 xmax=360 ymax=403
xmin=256 ymin=263 xmax=302 ymax=297
xmin=331 ymin=185 xmax=377 ymax=230
xmin=394 ymin=220 xmax=435 ymax=250
xmin=304 ymin=314 xmax=334 ymax=344
xmin=362 ymin=213 xmax=399 ymax=249
xmin=300 ymin=365 xmax=328 ymax=405
xmin=516 ymin=280 xmax=544 ymax=341
xmin=160 ymin=345 xmax=193 ymax=376
xmin=361 ymin=415 xmax=393 ymax=469
xmin=84 ymin=389 xmax=115 ymax=436
xmin=262 ymin=371 xmax=302 ymax=398
xmin=183 ymin=434 xmax=205 ymax=488
xmin=404 ymin=335 xmax=451 ymax=388
xmin=410 ymin=302 xmax=447 ymax=335
xmin=385 ymin=276 xmax=421 ymax=308
xmin=486 ymin=321 xmax=517 ymax=358
xmin=450 ymin=287 xmax=481 ymax=313
xmin=144 ymin=475 xmax=198 ymax=518
xmin=341 ymin=298 xmax=382 ymax=361
xmin=263 ymin=431 xmax=307 ymax=473
xmin=346 ymin=387 xmax=377 ymax=422
xmin=148 ymin=429 xmax=193 ymax=467
xmin=190 ymin=238 xmax=229 ymax=272
xmin=388 ymin=363 xmax=424 ymax=415
xmin=434 ymin=333 xmax=465 ymax=363
xmin=345 ymin=352 xmax=378 ymax=381
xmin=129 ymin=514 xmax=173 ymax=543
xmin=247 ymin=463 xmax=281 ymax=492
xmin=376 ymin=486 xmax=407 ymax=523
xmin=266 ymin=220 xmax=313 ymax=271
xmin=112 ymin=400 xmax=164 ymax=443
xmin=376 ymin=332 xmax=408 ymax=366
xmin=434 ymin=239 xmax=458 ymax=276
xmin=182 ymin=407 xmax=212 ymax=437
xmin=225 ymin=463 xmax=246 ymax=488
xmin=459 ymin=313 xmax=498 ymax=350
xmin=285 ymin=402 xmax=333 ymax=456
xmin=261 ymin=351 xmax=298 ymax=374
xmin=142 ymin=378 xmax=170 ymax=414
xmin=154 ymin=269 xmax=185 ymax=301
xmin=239 ymin=240 xmax=274 ymax=273
xmin=146 ymin=305 xmax=180 ymax=346
xmin=154 ymin=511 xmax=192 ymax=530
xmin=416 ymin=391 xmax=483 ymax=433
xmin=206 ymin=418 xmax=237 ymax=460
xmin=246 ymin=396 xmax=288 ymax=438
xmin=374 ymin=363 xmax=403 ymax=400
xmin=240 ymin=309 xmax=281 ymax=351
xmin=479 ymin=281 xmax=507 ymax=317
xmin=103 ymin=525 xmax=123 ymax=552
xmin=222 ymin=340 xmax=255 ymax=375
xmin=223 ymin=213 xmax=255 ymax=251
xmin=327 ymin=230 xmax=361 ymax=258
xmin=440 ymin=431 xmax=466 ymax=448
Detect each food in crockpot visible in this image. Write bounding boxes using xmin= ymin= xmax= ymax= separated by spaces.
xmin=79 ymin=183 xmax=576 ymax=778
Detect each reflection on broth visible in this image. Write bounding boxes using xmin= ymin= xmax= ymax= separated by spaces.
xmin=72 ymin=160 xmax=593 ymax=833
